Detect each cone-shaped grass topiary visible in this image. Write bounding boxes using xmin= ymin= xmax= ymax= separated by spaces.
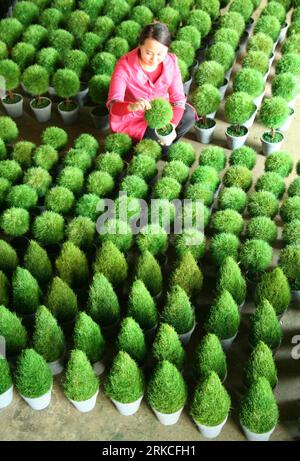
xmin=223 ymin=165 xmax=252 ymax=191
xmin=225 ymin=92 xmax=256 ymax=136
xmin=147 ymin=360 xmax=187 ymax=414
xmin=24 ymin=240 xmax=52 ymax=286
xmin=135 ymin=251 xmax=162 ymax=297
xmin=254 ymin=15 xmax=281 ymax=42
xmin=12 ymin=267 xmax=40 ymax=315
xmin=96 ymin=152 xmax=123 ymax=178
xmin=243 ymin=341 xmax=277 ymax=389
xmin=46 ymin=277 xmax=78 ymax=324
xmin=104 ymin=133 xmax=132 ymax=157
xmin=260 ymin=98 xmax=290 ymax=140
xmin=171 ymin=251 xmax=203 ymax=298
xmin=206 ymin=42 xmax=235 ymax=72
xmin=0 ymin=305 xmax=28 ymax=356
xmin=190 ymin=371 xmax=231 ymax=427
xmin=247 ymin=191 xmax=279 ymax=218
xmin=239 ymin=377 xmax=279 ymax=435
xmin=214 ymin=27 xmax=239 ymax=50
xmin=168 ymin=141 xmax=195 ymax=167
xmin=194 ymin=61 xmax=225 ymax=88
xmin=193 ymin=334 xmax=227 ymax=382
xmin=64 ymin=350 xmax=99 ymax=402
xmin=42 ymin=126 xmax=68 ymax=151
xmin=199 ymin=146 xmax=225 ymax=173
xmin=254 ymin=267 xmax=290 ymax=316
xmin=174 ymin=229 xmax=206 ymax=261
xmin=210 ymin=233 xmax=240 ymax=266
xmin=98 ymin=218 xmax=132 ymax=252
xmin=115 ymin=195 xmax=141 ymax=223
xmin=152 ymin=323 xmax=185 ymax=370
xmin=162 ymin=285 xmax=195 ymax=335
xmin=255 ymin=172 xmax=285 ymax=199
xmin=117 ymin=317 xmax=147 ymax=364
xmin=66 ymin=216 xmax=95 ymax=248
xmin=15 ymin=348 xmax=52 ymax=399
xmin=205 ymin=290 xmax=240 ymax=340
xmin=218 ymin=187 xmax=247 ymax=213
xmin=145 ymin=98 xmax=173 ymax=130
xmin=128 ymin=155 xmax=157 ymax=182
xmin=0 ymin=160 xmax=22 ymax=183
xmin=32 ymin=306 xmax=65 ymax=363
xmin=233 ymin=68 xmax=264 ymax=98
xmin=56 ymin=242 xmax=89 ymax=288
xmin=280 ymin=197 xmax=300 ymax=223
xmin=247 ymin=32 xmax=273 ymax=57
xmin=217 ymin=256 xmax=246 ymax=306
xmin=45 ymin=186 xmax=74 ymax=215
xmin=23 ymin=166 xmax=52 ymax=197
xmin=210 ymin=209 xmax=244 ymax=235
xmin=272 ymin=73 xmax=300 ymax=102
xmin=282 ymin=220 xmax=300 ymax=245
xmin=265 ymin=151 xmax=293 ymax=178
xmin=105 ymin=351 xmax=144 ymax=405
xmin=0 ymin=240 xmax=18 ymax=275
xmin=73 ymin=312 xmax=105 ymax=365
xmin=128 ymin=280 xmax=158 ymax=330
xmin=88 ymin=273 xmax=120 ymax=327
xmin=94 ymin=241 xmax=128 ymax=287
xmin=246 ymin=216 xmax=277 ymax=243
xmin=137 ymin=224 xmax=168 ymax=256
xmin=249 ymin=299 xmax=282 ymax=350
xmin=187 ymin=9 xmax=212 ymax=38
xmin=6 ymin=184 xmax=38 ymax=210
xmin=240 ymin=239 xmax=272 ymax=275
xmin=1 ymin=207 xmax=30 ymax=237
xmin=33 ymin=211 xmax=64 ymax=245
xmin=0 ymin=357 xmax=13 ymax=396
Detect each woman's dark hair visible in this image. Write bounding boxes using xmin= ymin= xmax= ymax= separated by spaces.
xmin=139 ymin=22 xmax=171 ymax=47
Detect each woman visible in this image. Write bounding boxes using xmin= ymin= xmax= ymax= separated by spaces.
xmin=106 ymin=22 xmax=196 ymax=145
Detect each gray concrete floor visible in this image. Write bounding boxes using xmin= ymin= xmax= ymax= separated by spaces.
xmin=1 ymin=0 xmax=300 ymax=442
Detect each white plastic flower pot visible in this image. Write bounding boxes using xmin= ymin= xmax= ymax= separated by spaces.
xmin=155 ymin=125 xmax=176 ymax=146
xmin=195 ymin=120 xmax=216 ymax=144
xmin=246 ymin=18 xmax=254 ymax=34
xmin=69 ymin=389 xmax=99 ymax=413
xmin=90 ymin=105 xmax=109 ymax=130
xmin=48 ymin=356 xmax=64 ymax=376
xmin=92 ymin=360 xmax=105 ymax=376
xmin=195 ymin=415 xmax=228 ymax=439
xmin=243 ymin=106 xmax=257 ymax=129
xmin=278 ymin=22 xmax=288 ymax=44
xmin=30 ymin=97 xmax=52 ymax=123
xmin=288 ymin=96 xmax=298 ymax=109
xmin=268 ymin=53 xmax=275 ymax=71
xmin=0 ymin=385 xmax=13 ymax=409
xmin=221 ymin=332 xmax=238 ymax=351
xmin=279 ymin=108 xmax=295 ymax=132
xmin=21 ymin=386 xmax=52 ymax=410
xmin=183 ymin=77 xmax=193 ymax=96
xmin=225 ymin=66 xmax=233 ymax=81
xmin=58 ymin=101 xmax=79 ymax=125
xmin=48 ymin=86 xmax=56 ymax=96
xmin=75 ymin=85 xmax=89 ymax=107
xmin=152 ymin=406 xmax=184 ymax=426
xmin=179 ymin=322 xmax=196 ymax=346
xmin=291 ymin=290 xmax=300 ymax=302
xmin=111 ymin=395 xmax=143 ymax=416
xmin=261 ymin=132 xmax=284 ymax=156
xmin=2 ymin=93 xmax=23 ymax=118
xmin=226 ymin=128 xmax=248 ymax=150
xmin=219 ymin=79 xmax=229 ymax=100
xmin=20 ymin=82 xmax=32 ymax=95
xmin=207 ymin=110 xmax=217 ymax=119
xmin=263 ymin=71 xmax=269 ymax=83
xmin=241 ymin=423 xmax=275 ymax=441
xmin=253 ymin=91 xmax=265 ymax=108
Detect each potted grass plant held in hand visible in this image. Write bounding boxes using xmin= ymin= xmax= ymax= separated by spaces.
xmin=0 ymin=59 xmax=23 ymax=118
xmin=64 ymin=349 xmax=99 ymax=412
xmin=190 ymin=84 xmax=221 ymax=144
xmin=104 ymin=351 xmax=144 ymax=416
xmin=145 ymin=98 xmax=175 ymax=146
xmin=224 ymin=92 xmax=256 ymax=149
xmin=190 ymin=371 xmax=231 ymax=439
xmin=147 ymin=360 xmax=187 ymax=426
xmin=22 ymin=64 xmax=51 ymax=122
xmin=53 ymin=68 xmax=80 ymax=124
xmin=15 ymin=348 xmax=53 ymax=410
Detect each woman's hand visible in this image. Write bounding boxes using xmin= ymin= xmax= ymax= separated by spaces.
xmin=128 ymin=98 xmax=152 ymax=112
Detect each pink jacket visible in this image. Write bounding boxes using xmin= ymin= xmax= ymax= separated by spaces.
xmin=107 ymin=48 xmax=186 ymax=141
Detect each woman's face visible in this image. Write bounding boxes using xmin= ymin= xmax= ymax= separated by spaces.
xmin=139 ymin=38 xmax=168 ymax=67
